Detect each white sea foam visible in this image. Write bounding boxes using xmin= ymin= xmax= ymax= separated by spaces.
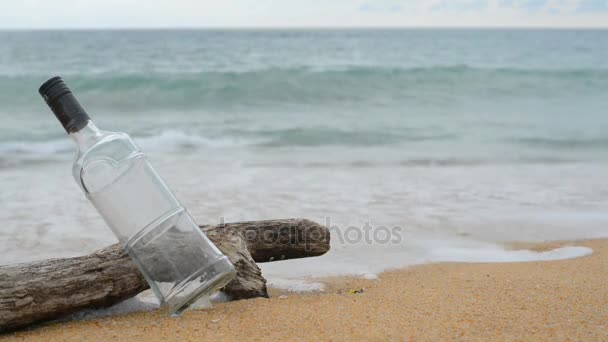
xmin=0 ymin=131 xmax=245 ymax=157
xmin=429 ymin=246 xmax=593 ymax=263
xmin=267 ymin=278 xmax=325 ymax=292
xmin=60 ymin=291 xmax=160 ymax=322
xmin=0 ymin=139 xmax=72 ymax=155
xmin=60 ymin=289 xmax=234 ymax=321
xmin=260 ymin=240 xmax=594 ymax=292
xmin=0 ymin=131 xmax=256 ymax=169
xmin=135 ymin=130 xmax=250 ymax=151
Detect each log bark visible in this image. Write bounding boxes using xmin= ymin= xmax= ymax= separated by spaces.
xmin=0 ymin=218 xmax=329 ymax=332
xmin=203 ymin=218 xmax=330 ymax=262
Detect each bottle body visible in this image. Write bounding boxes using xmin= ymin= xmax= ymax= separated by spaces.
xmin=73 ymin=122 xmax=235 ymax=315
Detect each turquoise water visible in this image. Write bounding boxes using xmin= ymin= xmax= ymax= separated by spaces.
xmin=1 ymin=29 xmax=608 ymax=162
xmin=1 ymin=30 xmax=607 ymax=300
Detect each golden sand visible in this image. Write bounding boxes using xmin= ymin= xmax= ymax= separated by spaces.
xmin=5 ymin=240 xmax=608 ymax=341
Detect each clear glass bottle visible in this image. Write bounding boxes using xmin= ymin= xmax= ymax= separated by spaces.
xmin=39 ymin=76 xmax=236 ymax=315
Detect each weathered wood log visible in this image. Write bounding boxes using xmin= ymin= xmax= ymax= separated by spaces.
xmin=0 ymin=219 xmax=329 ymax=332
xmin=203 ymin=218 xmax=330 ymax=262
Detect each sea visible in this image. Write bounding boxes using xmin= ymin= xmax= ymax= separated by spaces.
xmin=1 ymin=29 xmax=607 ymax=314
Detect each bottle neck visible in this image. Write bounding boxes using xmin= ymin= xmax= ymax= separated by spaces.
xmin=69 ymin=120 xmax=103 ymax=150
xmin=39 ymin=77 xmax=91 ymax=133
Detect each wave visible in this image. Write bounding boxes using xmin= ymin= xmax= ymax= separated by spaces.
xmin=0 ymin=130 xmax=246 ymax=156
xmin=511 ymin=137 xmax=608 ymax=150
xmin=2 ymin=65 xmax=607 ymax=110
xmin=0 ymin=139 xmax=73 ymax=155
xmin=4 ymin=127 xmax=607 ymax=158
xmin=244 ymin=157 xmax=580 ymax=168
xmin=244 ymin=128 xmax=456 ymax=147
xmin=0 ymin=128 xmax=590 ymax=170
xmin=134 ymin=130 xmax=252 ymax=150
xmin=0 ymin=127 xmax=452 ymax=156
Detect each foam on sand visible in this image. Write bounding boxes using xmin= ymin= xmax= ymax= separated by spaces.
xmin=429 ymin=245 xmax=593 ymax=263
xmin=261 ymin=241 xmax=594 ymax=292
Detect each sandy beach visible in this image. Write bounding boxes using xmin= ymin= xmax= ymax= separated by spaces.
xmin=3 ymin=239 xmax=606 ymax=341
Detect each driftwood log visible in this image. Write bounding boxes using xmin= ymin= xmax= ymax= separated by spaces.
xmin=0 ymin=219 xmax=330 ymax=332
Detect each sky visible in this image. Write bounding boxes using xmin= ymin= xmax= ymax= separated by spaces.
xmin=1 ymin=0 xmax=608 ymax=29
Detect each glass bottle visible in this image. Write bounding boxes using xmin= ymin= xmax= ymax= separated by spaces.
xmin=39 ymin=76 xmax=236 ymax=315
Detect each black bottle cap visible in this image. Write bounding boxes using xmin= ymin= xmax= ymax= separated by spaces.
xmin=39 ymin=76 xmax=91 ymax=133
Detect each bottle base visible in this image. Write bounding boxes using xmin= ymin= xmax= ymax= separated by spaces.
xmin=163 ymin=256 xmax=236 ymax=316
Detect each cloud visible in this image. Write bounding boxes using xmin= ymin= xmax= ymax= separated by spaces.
xmin=431 ymin=0 xmax=489 ymax=12
xmin=500 ymin=0 xmax=549 ymax=12
xmin=1 ymin=0 xmax=608 ymax=28
xmin=576 ymin=0 xmax=608 ymax=12
xmin=355 ymin=0 xmax=597 ymax=16
xmin=359 ymin=1 xmax=404 ymax=12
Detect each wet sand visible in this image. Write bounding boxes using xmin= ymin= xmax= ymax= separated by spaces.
xmin=5 ymin=240 xmax=608 ymax=341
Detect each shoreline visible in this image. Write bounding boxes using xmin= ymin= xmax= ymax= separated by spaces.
xmin=5 ymin=239 xmax=608 ymax=340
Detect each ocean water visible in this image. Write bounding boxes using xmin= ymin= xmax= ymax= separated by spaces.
xmin=1 ymin=29 xmax=608 ymax=312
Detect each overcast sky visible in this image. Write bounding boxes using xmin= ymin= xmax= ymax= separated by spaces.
xmin=1 ymin=0 xmax=608 ymax=29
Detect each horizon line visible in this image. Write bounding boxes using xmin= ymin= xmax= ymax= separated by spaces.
xmin=2 ymin=25 xmax=608 ymax=31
